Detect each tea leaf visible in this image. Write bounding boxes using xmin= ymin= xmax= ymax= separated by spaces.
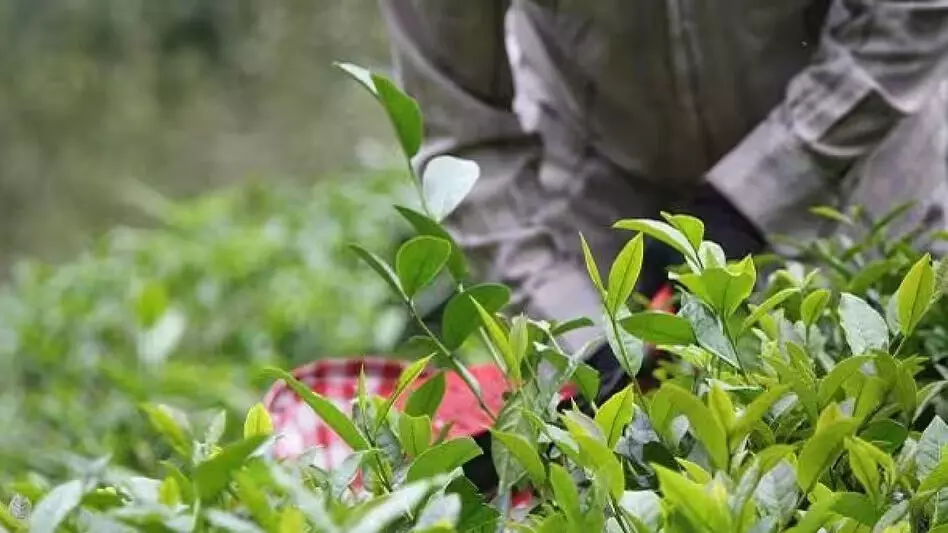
xmin=406 ymin=437 xmax=482 ymax=482
xmin=613 ymin=218 xmax=698 ymax=268
xmin=574 ymin=433 xmax=625 ymax=499
xmin=800 ymin=289 xmax=831 ymax=329
xmin=606 ymin=305 xmax=647 ymax=377
xmin=831 ymin=492 xmax=880 ymax=526
xmin=653 ymin=384 xmax=729 ymax=470
xmin=194 ymin=435 xmax=270 ymax=501
xmin=330 ymin=450 xmax=377 ymax=498
xmin=860 ymin=419 xmax=908 ymax=454
xmin=405 ymin=372 xmax=447 ymax=419
xmin=620 ymin=311 xmax=696 ymax=346
xmin=817 ymin=355 xmax=874 ymax=408
xmin=810 ymin=205 xmax=852 ymax=225
xmin=731 ymin=385 xmax=791 ymax=446
xmin=796 ymin=406 xmax=858 ymax=491
xmin=471 ymin=299 xmax=517 ymax=380
xmin=28 ymin=480 xmax=84 ymax=533
xmin=549 ymin=464 xmax=582 ymax=527
xmin=350 ymin=244 xmax=406 ymax=300
xmin=679 ymin=294 xmax=741 ymax=370
xmin=441 ymin=283 xmax=510 ymax=350
xmin=918 ymin=417 xmax=948 ymax=480
xmin=398 ymin=414 xmax=433 ymax=458
xmin=243 ymin=403 xmax=273 ymax=439
xmin=372 ymin=74 xmax=423 ymax=158
xmin=663 ymin=212 xmax=705 ymax=252
xmin=838 ymin=293 xmax=889 ymax=355
xmin=395 ymin=236 xmax=451 ymax=298
xmin=845 ymin=437 xmax=890 ymax=502
xmin=783 ymin=492 xmax=840 ymax=533
xmin=708 ymin=383 xmax=736 ymax=434
xmin=415 ymin=492 xmax=462 ymax=530
xmin=580 ymin=233 xmax=605 ymax=296
xmin=918 ymin=455 xmax=948 ymax=493
xmin=394 ymin=205 xmax=469 ymax=280
xmin=595 ymin=385 xmax=636 ymax=448
xmin=261 ymin=367 xmax=369 ymax=450
xmin=550 ymin=317 xmax=596 ymax=337
xmin=349 ymin=479 xmax=440 ymax=533
xmin=847 ymin=259 xmax=893 ymax=295
xmin=653 ymin=465 xmax=730 ymax=532
xmin=378 ymin=355 xmax=434 ymax=430
xmin=896 ymin=253 xmax=934 ymax=336
xmin=741 ymin=288 xmax=799 ymax=334
xmin=491 ymin=430 xmax=546 ymax=485
xmin=422 ymin=155 xmax=479 ymax=222
xmin=140 ymin=403 xmax=193 ymax=460
xmin=606 ymin=234 xmax=645 ymax=316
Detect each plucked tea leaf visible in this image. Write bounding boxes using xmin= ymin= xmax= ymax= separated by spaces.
xmin=838 ymin=293 xmax=889 ymax=355
xmin=395 ymin=236 xmax=451 ymax=298
xmin=606 ymin=234 xmax=645 ymax=315
xmin=422 ymin=155 xmax=479 ymax=222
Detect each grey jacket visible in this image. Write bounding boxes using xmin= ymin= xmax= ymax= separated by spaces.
xmin=380 ymin=0 xmax=948 ymax=349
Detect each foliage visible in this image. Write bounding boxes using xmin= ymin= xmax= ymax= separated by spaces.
xmin=4 ymin=63 xmax=948 ymax=532
xmin=0 ymin=171 xmax=410 ymax=481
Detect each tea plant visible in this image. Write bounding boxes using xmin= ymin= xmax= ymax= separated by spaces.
xmin=4 ymin=63 xmax=948 ymax=533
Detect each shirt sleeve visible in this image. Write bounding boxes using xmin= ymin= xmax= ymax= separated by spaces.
xmin=707 ymin=0 xmax=948 ymax=239
xmin=378 ymin=1 xmax=541 ymax=182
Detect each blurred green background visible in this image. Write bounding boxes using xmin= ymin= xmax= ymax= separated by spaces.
xmin=0 ymin=1 xmax=424 ymax=482
xmin=0 ymin=0 xmax=392 ymax=270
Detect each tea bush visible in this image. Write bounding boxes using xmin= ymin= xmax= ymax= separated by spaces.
xmin=3 ymin=64 xmax=948 ymax=532
xmin=0 ymin=171 xmax=412 ymax=481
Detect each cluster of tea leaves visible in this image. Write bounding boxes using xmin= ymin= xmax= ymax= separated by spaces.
xmin=3 ymin=63 xmax=948 ymax=533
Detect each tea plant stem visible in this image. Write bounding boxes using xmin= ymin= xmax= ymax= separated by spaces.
xmin=609 ymin=495 xmax=634 ymax=533
xmin=408 ymin=303 xmax=498 ymax=424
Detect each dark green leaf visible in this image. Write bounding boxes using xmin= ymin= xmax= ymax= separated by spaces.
xmin=394 ymin=205 xmax=469 ymax=280
xmin=372 ymin=74 xmax=423 ymax=158
xmin=406 ymin=437 xmax=482 ymax=483
xmin=395 ymin=236 xmax=451 ymax=298
xmin=550 ymin=317 xmax=596 ymax=337
xmin=405 ymin=372 xmax=447 ymax=419
xmin=847 ymin=259 xmax=893 ymax=295
xmin=441 ymin=284 xmax=510 ymax=350
xmin=620 ymin=311 xmax=696 ymax=346
xmin=261 ymin=367 xmax=369 ymax=450
xmin=838 ymin=293 xmax=889 ymax=355
xmin=859 ymin=419 xmax=908 ymax=453
xmin=606 ymin=234 xmax=645 ymax=316
xmin=422 ymin=155 xmax=479 ymax=222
